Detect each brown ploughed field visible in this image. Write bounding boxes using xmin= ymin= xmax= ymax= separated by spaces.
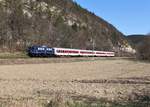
xmin=0 ymin=57 xmax=149 ymax=106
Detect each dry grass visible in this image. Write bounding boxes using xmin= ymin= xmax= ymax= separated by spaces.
xmin=0 ymin=58 xmax=149 ymax=106
xmin=0 ymin=52 xmax=28 ymax=59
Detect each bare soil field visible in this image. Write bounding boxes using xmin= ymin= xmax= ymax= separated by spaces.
xmin=0 ymin=58 xmax=150 ymax=106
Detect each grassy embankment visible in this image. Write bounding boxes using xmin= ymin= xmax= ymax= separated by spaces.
xmin=0 ymin=52 xmax=29 ymax=59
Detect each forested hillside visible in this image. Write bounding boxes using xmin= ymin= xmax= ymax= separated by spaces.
xmin=127 ymin=35 xmax=150 ymax=48
xmin=127 ymin=35 xmax=150 ymax=59
xmin=0 ymin=0 xmax=133 ymax=53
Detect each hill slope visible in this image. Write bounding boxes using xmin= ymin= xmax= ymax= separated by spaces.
xmin=127 ymin=35 xmax=150 ymax=48
xmin=0 ymin=0 xmax=133 ymax=53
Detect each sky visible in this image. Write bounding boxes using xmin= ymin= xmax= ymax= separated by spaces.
xmin=74 ymin=0 xmax=150 ymax=35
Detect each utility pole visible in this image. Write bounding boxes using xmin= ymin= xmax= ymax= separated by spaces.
xmin=90 ymin=37 xmax=95 ymax=51
xmin=91 ymin=36 xmax=95 ymax=59
xmin=92 ymin=38 xmax=95 ymax=52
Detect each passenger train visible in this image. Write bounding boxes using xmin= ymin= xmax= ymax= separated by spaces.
xmin=27 ymin=45 xmax=115 ymax=57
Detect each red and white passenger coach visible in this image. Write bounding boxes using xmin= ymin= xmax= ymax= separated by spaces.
xmin=54 ymin=47 xmax=115 ymax=57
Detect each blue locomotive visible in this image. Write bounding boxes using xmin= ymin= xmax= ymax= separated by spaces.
xmin=27 ymin=45 xmax=54 ymax=57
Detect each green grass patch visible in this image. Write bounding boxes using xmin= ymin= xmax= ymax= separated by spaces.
xmin=44 ymin=99 xmax=150 ymax=107
xmin=0 ymin=52 xmax=29 ymax=59
xmin=66 ymin=101 xmax=150 ymax=107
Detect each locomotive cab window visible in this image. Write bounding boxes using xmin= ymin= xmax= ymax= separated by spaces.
xmin=38 ymin=48 xmax=45 ymax=50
